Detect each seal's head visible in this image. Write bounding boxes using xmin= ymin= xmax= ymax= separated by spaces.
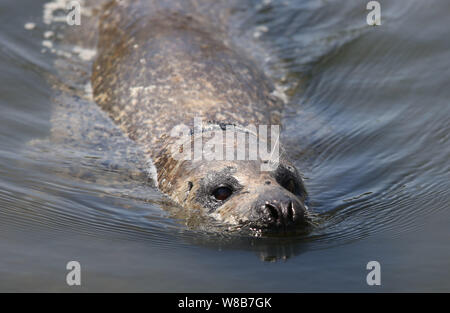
xmin=155 ymin=123 xmax=310 ymax=235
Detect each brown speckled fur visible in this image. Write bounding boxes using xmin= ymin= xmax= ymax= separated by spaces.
xmin=92 ymin=0 xmax=283 ymax=158
xmin=45 ymin=0 xmax=311 ymax=231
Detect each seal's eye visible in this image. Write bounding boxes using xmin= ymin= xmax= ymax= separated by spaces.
xmin=212 ymin=186 xmax=233 ymax=201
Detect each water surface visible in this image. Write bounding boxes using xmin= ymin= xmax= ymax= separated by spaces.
xmin=0 ymin=0 xmax=449 ymax=291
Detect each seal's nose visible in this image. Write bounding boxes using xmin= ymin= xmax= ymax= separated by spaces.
xmin=261 ymin=199 xmax=305 ymax=229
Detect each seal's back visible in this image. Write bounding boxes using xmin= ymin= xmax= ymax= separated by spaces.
xmin=92 ymin=0 xmax=283 ymax=157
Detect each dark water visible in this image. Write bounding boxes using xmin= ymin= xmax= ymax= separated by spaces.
xmin=0 ymin=0 xmax=449 ymax=292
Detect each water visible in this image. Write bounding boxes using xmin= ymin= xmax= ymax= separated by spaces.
xmin=0 ymin=0 xmax=449 ymax=292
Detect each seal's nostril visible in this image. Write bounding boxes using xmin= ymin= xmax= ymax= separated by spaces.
xmin=287 ymin=201 xmax=294 ymax=222
xmin=260 ymin=200 xmax=305 ymax=230
xmin=265 ymin=203 xmax=279 ymax=221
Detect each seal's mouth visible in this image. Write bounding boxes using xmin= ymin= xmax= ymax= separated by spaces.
xmin=233 ymin=220 xmax=314 ymax=237
xmin=248 ymin=216 xmax=314 ymax=237
xmin=214 ymin=207 xmax=316 ymax=237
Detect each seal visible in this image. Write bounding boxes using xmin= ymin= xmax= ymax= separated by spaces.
xmin=90 ymin=0 xmax=311 ymax=234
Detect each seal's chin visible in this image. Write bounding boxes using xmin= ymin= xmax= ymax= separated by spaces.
xmin=236 ymin=218 xmax=312 ymax=237
xmin=214 ymin=200 xmax=312 ymax=237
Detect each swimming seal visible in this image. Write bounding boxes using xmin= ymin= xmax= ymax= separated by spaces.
xmin=91 ymin=0 xmax=310 ymax=234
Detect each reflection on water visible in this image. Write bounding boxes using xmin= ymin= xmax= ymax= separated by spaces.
xmin=0 ymin=0 xmax=449 ymax=291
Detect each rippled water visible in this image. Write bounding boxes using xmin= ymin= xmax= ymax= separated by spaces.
xmin=0 ymin=0 xmax=449 ymax=291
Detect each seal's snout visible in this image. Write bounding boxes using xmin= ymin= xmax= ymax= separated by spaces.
xmin=264 ymin=200 xmax=298 ymax=226
xmin=254 ymin=193 xmax=307 ymax=232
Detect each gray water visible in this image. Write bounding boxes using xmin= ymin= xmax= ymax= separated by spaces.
xmin=0 ymin=0 xmax=449 ymax=292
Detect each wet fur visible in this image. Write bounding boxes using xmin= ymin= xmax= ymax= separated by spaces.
xmin=39 ymin=0 xmax=311 ymax=232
